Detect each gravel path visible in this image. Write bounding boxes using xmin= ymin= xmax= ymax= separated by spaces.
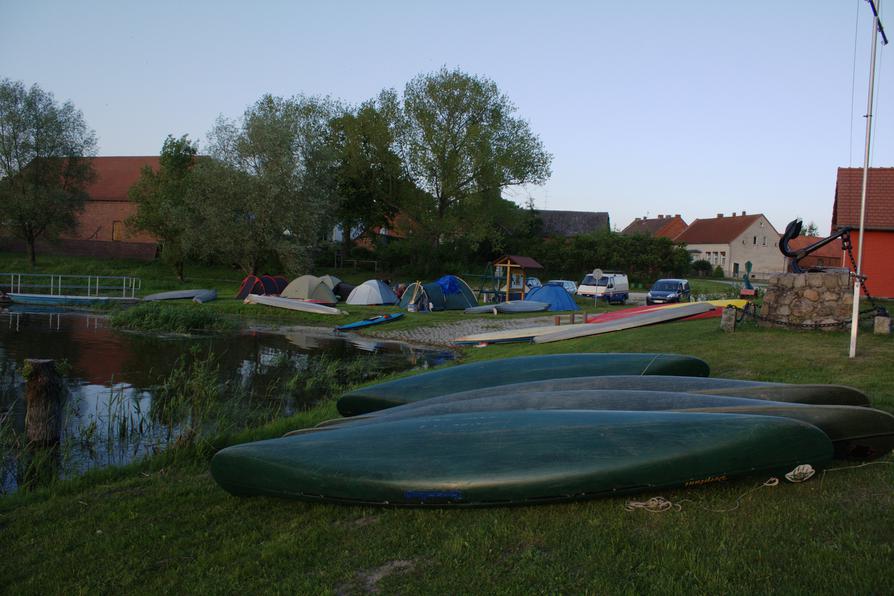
xmin=368 ymin=315 xmax=558 ymax=347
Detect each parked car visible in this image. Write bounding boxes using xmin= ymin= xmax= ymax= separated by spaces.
xmin=548 ymin=279 xmax=578 ymax=294
xmin=646 ymin=278 xmax=691 ymax=305
xmin=578 ymin=271 xmax=629 ymax=304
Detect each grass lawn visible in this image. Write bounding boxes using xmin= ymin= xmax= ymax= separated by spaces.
xmin=2 ymin=314 xmax=892 ymax=594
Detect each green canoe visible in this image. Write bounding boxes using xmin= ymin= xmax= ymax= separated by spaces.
xmin=316 ymin=390 xmax=894 ymax=460
xmin=336 ymin=353 xmax=710 ymax=416
xmin=345 ymin=375 xmax=871 ymax=408
xmin=212 ymin=410 xmax=832 ymax=506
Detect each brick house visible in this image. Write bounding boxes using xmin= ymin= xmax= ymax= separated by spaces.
xmin=832 ymin=167 xmax=894 ymax=298
xmin=674 ymin=211 xmax=784 ymax=279
xmin=621 ymin=214 xmax=688 ymax=239
xmin=1 ymin=156 xmax=161 ymax=260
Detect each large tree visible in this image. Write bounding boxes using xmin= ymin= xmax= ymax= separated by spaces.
xmin=395 ymin=67 xmax=552 ymax=260
xmin=127 ymin=135 xmax=198 ymax=281
xmin=327 ymin=95 xmax=409 ymax=256
xmin=0 ymin=79 xmax=97 ymax=265
xmin=191 ymin=94 xmax=337 ymax=275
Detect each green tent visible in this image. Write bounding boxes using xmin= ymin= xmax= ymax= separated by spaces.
xmin=399 ymin=275 xmax=477 ymax=311
xmin=280 ymin=275 xmax=338 ymax=304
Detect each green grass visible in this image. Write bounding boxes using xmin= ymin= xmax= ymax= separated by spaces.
xmin=110 ymin=302 xmax=236 ymax=333
xmin=2 ymin=316 xmax=893 ymax=593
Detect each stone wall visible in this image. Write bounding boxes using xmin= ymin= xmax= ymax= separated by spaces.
xmin=760 ymin=272 xmax=853 ymax=329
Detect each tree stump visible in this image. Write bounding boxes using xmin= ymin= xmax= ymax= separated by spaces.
xmin=24 ymin=359 xmax=65 ymax=445
xmin=720 ymin=306 xmax=737 ymax=333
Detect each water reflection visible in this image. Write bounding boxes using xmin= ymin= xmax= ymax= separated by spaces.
xmin=0 ymin=307 xmax=451 ymax=493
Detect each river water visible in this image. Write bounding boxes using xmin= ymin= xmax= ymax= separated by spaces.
xmin=0 ymin=306 xmax=452 ymax=493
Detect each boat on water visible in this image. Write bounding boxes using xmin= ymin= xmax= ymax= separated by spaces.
xmin=335 ymin=312 xmax=404 ymax=331
xmin=6 ymin=293 xmax=139 ymax=307
xmin=243 ymin=293 xmax=345 ymax=315
xmin=212 ymin=409 xmax=833 ymax=506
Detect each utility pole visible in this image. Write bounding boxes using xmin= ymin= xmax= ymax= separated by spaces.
xmin=849 ymin=0 xmax=888 ymax=359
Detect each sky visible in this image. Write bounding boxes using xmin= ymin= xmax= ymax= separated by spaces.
xmin=2 ymin=0 xmax=891 ymax=235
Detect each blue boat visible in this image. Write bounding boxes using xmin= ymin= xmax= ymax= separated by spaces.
xmin=336 ymin=312 xmax=404 ymax=332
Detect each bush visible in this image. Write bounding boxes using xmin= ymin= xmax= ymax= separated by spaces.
xmin=691 ymin=260 xmax=712 ymax=276
xmin=711 ymin=265 xmax=725 ymax=278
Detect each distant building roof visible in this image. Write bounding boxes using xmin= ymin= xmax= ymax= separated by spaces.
xmin=621 ymin=214 xmax=687 ymax=238
xmin=535 ymin=210 xmax=609 ymax=237
xmin=786 ymin=235 xmax=844 ymax=260
xmin=86 ymin=156 xmax=161 ymax=202
xmin=832 ymin=167 xmax=894 ymax=231
xmin=674 ymin=212 xmax=766 ymax=244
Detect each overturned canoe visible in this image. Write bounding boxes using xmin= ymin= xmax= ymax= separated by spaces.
xmin=212 ymin=409 xmax=832 ymax=506
xmin=317 ymin=389 xmax=894 ymax=460
xmin=336 ymin=353 xmax=710 ymax=416
xmin=244 ymin=294 xmax=345 ymax=315
xmin=352 ymin=375 xmax=871 ymax=408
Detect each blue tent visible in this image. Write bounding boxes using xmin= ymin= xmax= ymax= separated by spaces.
xmin=524 ymin=283 xmax=579 ymax=311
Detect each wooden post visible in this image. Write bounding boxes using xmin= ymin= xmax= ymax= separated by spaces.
xmin=720 ymin=307 xmax=737 ymax=333
xmin=554 ymin=315 xmax=561 ymax=326
xmin=24 ymin=359 xmax=65 ymax=445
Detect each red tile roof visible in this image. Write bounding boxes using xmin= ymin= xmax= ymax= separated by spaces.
xmin=86 ymin=156 xmax=160 ymax=202
xmin=674 ymin=213 xmax=765 ymax=244
xmin=621 ymin=215 xmax=687 ymax=238
xmin=832 ymin=167 xmax=894 ymax=230
xmin=786 ymin=235 xmax=843 ymax=260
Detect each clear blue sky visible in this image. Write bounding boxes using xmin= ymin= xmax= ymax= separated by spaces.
xmin=2 ymin=0 xmax=891 ymax=234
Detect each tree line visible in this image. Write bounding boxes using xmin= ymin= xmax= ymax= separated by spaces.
xmin=1 ymin=72 xmax=691 ymax=282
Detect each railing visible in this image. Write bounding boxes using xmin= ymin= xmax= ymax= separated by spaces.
xmin=1 ymin=272 xmax=142 ymax=298
xmin=333 ymin=256 xmax=379 ymax=272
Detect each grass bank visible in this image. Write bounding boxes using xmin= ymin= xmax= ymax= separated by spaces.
xmin=2 ymin=318 xmax=892 ymax=593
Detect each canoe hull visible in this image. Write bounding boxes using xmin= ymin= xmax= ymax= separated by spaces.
xmin=212 ymin=410 xmax=833 ymax=506
xmin=336 ymin=353 xmax=710 ymax=416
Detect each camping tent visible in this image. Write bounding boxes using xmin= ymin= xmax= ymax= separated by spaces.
xmin=236 ymin=275 xmax=266 ymax=299
xmin=280 ymin=275 xmax=338 ymax=304
xmin=345 ymin=280 xmax=399 ymax=305
xmin=524 ymin=283 xmax=580 ymax=311
xmin=319 ymin=275 xmax=342 ymax=290
xmin=399 ymin=275 xmax=477 ymax=311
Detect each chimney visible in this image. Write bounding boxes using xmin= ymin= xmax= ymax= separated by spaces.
xmin=717 ymin=213 xmax=724 ymax=218
xmin=741 ymin=210 xmax=746 ymax=216
xmin=674 ymin=214 xmax=680 ymax=218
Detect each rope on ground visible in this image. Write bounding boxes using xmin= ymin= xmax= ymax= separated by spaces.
xmin=819 ymin=460 xmax=894 ymax=491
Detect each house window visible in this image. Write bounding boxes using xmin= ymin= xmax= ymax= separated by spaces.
xmin=753 ymin=236 xmax=757 ymax=245
xmin=112 ymin=221 xmax=123 ymax=241
xmin=720 ymin=252 xmax=726 ymax=266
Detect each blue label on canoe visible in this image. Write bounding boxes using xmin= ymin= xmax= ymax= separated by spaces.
xmin=404 ymin=490 xmax=463 ymax=502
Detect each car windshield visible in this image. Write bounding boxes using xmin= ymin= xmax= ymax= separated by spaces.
xmin=651 ymin=281 xmax=680 ymax=292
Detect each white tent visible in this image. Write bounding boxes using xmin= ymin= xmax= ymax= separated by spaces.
xmin=345 ymin=280 xmax=399 ymax=305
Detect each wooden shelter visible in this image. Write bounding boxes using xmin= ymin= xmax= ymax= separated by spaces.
xmin=493 ymin=255 xmax=543 ymax=301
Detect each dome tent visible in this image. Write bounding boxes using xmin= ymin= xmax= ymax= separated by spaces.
xmin=280 ymin=275 xmax=338 ymax=304
xmin=345 ymin=280 xmax=399 ymax=305
xmin=524 ymin=283 xmax=580 ymax=311
xmin=399 ymin=275 xmax=477 ymax=311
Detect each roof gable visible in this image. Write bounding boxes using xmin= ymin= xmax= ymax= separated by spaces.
xmin=832 ymin=167 xmax=894 ymax=230
xmin=86 ymin=156 xmax=161 ymax=201
xmin=674 ymin=213 xmax=766 ymax=244
xmin=621 ymin=215 xmax=687 ymax=237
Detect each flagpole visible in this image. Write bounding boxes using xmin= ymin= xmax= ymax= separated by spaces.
xmin=849 ymin=0 xmax=885 ymax=358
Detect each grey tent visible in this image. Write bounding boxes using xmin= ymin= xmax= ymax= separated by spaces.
xmin=345 ymin=280 xmax=399 ymax=305
xmin=319 ymin=275 xmax=342 ymax=290
xmin=280 ymin=275 xmax=338 ymax=304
